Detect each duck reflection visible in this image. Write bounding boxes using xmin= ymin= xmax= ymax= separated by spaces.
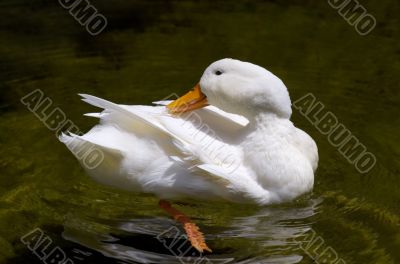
xmin=62 ymin=197 xmax=321 ymax=264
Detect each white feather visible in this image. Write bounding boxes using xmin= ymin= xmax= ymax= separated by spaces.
xmin=60 ymin=59 xmax=318 ymax=205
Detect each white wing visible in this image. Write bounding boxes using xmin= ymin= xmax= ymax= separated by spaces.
xmin=60 ymin=94 xmax=269 ymax=203
xmin=153 ymin=100 xmax=249 ymax=127
xmin=197 ymin=164 xmax=276 ymax=204
xmin=80 ymin=94 xmax=245 ymax=170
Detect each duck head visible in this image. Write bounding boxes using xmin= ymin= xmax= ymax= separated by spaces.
xmin=167 ymin=58 xmax=292 ymax=119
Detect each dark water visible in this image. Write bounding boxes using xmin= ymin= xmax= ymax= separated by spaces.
xmin=1 ymin=0 xmax=399 ymax=263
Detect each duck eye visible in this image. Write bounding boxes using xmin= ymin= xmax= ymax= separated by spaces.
xmin=215 ymin=70 xmax=223 ymax=76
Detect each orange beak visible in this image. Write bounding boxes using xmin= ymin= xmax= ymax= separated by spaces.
xmin=167 ymin=83 xmax=208 ymax=113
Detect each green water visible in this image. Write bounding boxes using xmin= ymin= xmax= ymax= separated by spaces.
xmin=1 ymin=0 xmax=399 ymax=263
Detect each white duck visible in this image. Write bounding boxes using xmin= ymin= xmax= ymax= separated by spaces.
xmin=60 ymin=58 xmax=318 ymax=252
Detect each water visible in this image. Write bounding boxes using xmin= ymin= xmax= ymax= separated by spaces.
xmin=1 ymin=0 xmax=399 ymax=263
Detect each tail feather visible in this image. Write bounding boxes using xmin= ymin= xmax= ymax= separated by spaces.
xmin=79 ymin=94 xmax=172 ymax=136
xmin=83 ymin=112 xmax=107 ymax=118
xmin=79 ymin=94 xmax=118 ymax=110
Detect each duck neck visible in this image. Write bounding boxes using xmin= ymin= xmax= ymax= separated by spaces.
xmin=247 ymin=112 xmax=292 ymax=132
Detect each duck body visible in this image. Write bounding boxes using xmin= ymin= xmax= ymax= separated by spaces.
xmin=60 ymin=59 xmax=318 ymax=206
xmin=240 ymin=114 xmax=317 ymax=203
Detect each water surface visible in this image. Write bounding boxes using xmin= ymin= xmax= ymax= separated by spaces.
xmin=0 ymin=0 xmax=399 ymax=263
